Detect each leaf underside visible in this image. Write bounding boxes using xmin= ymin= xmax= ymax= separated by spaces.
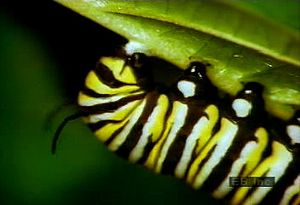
xmin=55 ymin=0 xmax=300 ymax=120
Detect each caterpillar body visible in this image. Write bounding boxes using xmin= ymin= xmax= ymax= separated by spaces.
xmin=65 ymin=53 xmax=300 ymax=205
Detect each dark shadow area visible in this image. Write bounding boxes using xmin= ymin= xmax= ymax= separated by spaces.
xmin=1 ymin=0 xmax=126 ymax=99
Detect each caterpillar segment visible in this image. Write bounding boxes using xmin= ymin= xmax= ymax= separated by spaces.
xmin=77 ymin=53 xmax=300 ymax=205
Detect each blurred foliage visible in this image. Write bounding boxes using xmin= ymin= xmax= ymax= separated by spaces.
xmin=0 ymin=1 xmax=299 ymax=205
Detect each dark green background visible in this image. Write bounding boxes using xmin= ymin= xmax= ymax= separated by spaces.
xmin=0 ymin=1 xmax=299 ymax=205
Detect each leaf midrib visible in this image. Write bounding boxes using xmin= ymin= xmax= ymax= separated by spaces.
xmin=104 ymin=10 xmax=300 ymax=67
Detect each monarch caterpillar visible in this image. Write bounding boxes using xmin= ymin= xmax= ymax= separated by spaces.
xmin=53 ymin=53 xmax=300 ymax=205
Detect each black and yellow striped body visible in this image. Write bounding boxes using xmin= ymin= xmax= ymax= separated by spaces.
xmin=78 ymin=54 xmax=300 ymax=205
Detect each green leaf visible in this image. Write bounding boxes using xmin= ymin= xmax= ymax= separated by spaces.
xmin=55 ymin=0 xmax=300 ymax=119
